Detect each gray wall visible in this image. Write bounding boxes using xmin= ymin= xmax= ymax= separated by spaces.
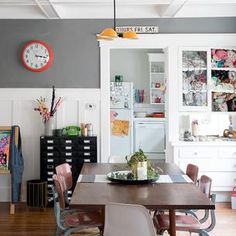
xmin=0 ymin=18 xmax=235 ymax=88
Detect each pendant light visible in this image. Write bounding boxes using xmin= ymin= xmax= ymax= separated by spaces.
xmin=96 ymin=0 xmax=138 ymax=40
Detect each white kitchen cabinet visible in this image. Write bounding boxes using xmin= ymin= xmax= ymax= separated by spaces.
xmin=173 ymin=143 xmax=236 ymax=192
xmin=134 ymin=119 xmax=166 ymax=161
xmin=148 ymin=53 xmax=166 ymax=105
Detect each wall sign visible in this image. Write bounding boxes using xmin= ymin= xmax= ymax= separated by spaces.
xmin=116 ymin=26 xmax=159 ymax=34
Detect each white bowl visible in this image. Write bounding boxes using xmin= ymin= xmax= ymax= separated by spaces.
xmin=135 ymin=112 xmax=147 ymax=118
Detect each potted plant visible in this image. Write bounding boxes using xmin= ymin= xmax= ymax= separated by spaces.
xmin=126 ymin=149 xmax=162 ymax=180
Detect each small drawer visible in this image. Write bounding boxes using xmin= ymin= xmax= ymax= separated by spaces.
xmin=41 ymin=145 xmax=60 ymax=152
xmin=218 ymin=148 xmax=236 ymax=158
xmin=60 ymin=145 xmax=77 ymax=152
xmin=78 ymin=145 xmax=96 ymax=151
xmin=41 ymin=151 xmax=60 ymax=158
xmin=41 ymin=136 xmax=59 ymax=145
xmin=78 ymin=137 xmax=96 ymax=145
xmin=179 ymin=147 xmax=217 ymax=159
xmin=60 ymin=137 xmax=77 ymax=145
xmin=60 ymin=151 xmax=78 ymax=158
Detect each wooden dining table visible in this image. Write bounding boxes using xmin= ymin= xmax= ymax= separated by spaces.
xmin=70 ymin=163 xmax=215 ymax=236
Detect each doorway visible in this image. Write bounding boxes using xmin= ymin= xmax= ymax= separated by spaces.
xmin=99 ymin=37 xmax=170 ymax=163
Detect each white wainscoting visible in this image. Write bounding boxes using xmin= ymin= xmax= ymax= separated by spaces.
xmin=0 ymin=88 xmax=100 ymax=201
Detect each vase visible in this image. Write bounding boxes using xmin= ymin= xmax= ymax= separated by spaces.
xmin=191 ymin=123 xmax=199 ymax=136
xmin=44 ymin=117 xmax=55 ymax=136
xmin=131 ymin=161 xmax=147 ymax=180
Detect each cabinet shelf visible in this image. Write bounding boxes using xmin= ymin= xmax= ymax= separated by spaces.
xmin=150 ymin=87 xmax=165 ymax=91
xmin=211 ymin=67 xmax=236 ymax=71
xmin=182 ymin=68 xmax=207 ymax=71
xmin=182 ymin=89 xmax=207 ymax=93
xmin=148 ymin=53 xmax=166 ymax=106
xmin=150 ymin=72 xmax=165 ymax=75
xmin=150 ymin=102 xmax=165 ymax=105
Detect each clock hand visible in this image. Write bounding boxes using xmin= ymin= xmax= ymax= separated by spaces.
xmin=35 ymin=55 xmax=48 ymax=59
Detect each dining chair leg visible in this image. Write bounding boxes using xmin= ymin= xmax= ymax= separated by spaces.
xmin=169 ymin=209 xmax=176 ymax=236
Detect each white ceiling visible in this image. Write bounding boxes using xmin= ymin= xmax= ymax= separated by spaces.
xmin=0 ymin=0 xmax=235 ymax=19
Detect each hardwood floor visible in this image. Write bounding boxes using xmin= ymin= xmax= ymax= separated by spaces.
xmin=0 ymin=202 xmax=235 ymax=236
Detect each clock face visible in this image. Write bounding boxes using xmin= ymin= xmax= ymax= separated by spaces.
xmin=22 ymin=41 xmax=53 ymax=72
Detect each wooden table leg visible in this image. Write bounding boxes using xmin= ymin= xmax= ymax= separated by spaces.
xmin=10 ymin=203 xmax=15 ymax=214
xmin=169 ymin=209 xmax=176 ymax=236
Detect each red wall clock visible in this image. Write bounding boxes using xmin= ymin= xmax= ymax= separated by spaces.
xmin=21 ymin=40 xmax=53 ymax=72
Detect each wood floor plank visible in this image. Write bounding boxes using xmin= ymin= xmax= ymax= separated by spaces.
xmin=0 ymin=202 xmax=236 ymax=236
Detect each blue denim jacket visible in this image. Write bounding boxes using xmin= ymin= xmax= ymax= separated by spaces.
xmin=9 ymin=126 xmax=24 ymax=203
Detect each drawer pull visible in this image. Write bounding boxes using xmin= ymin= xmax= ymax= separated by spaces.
xmin=47 ymin=165 xmax=54 ymax=169
xmin=47 ymin=146 xmax=53 ymax=150
xmin=47 ymin=178 xmax=53 ymax=181
xmin=193 ymin=152 xmax=198 ymax=155
xmin=47 ymin=140 xmax=54 ymax=144
xmin=84 ymin=159 xmax=91 ymax=163
xmin=47 ymin=159 xmax=54 ymax=162
xmin=84 ymin=140 xmax=90 ymax=144
xmin=65 ymin=140 xmax=72 ymax=144
xmin=84 ymin=146 xmax=90 ymax=150
xmin=233 ymin=152 xmax=236 ymax=155
xmin=47 ymin=153 xmax=53 ymax=156
xmin=47 ymin=171 xmax=53 ymax=175
xmin=65 ymin=146 xmax=72 ymax=150
xmin=66 ymin=159 xmax=72 ymax=163
xmin=84 ymin=152 xmax=91 ymax=156
xmin=65 ymin=153 xmax=72 ymax=156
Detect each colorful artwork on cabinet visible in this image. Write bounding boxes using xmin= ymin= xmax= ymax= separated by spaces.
xmin=0 ymin=130 xmax=11 ymax=170
xmin=211 ymin=49 xmax=236 ymax=68
xmin=212 ymin=92 xmax=236 ymax=112
xmin=210 ymin=70 xmax=236 ymax=92
xmin=182 ymin=70 xmax=207 ymax=91
xmin=183 ymin=91 xmax=207 ymax=107
xmin=182 ymin=51 xmax=207 ymax=68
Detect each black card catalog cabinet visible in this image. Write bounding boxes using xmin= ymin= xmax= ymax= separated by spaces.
xmin=40 ymin=136 xmax=97 ymax=206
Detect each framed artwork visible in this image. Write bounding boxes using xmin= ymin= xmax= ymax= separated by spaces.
xmin=0 ymin=127 xmax=11 ymax=171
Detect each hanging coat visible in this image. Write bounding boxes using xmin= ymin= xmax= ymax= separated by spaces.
xmin=9 ymin=125 xmax=24 ymax=203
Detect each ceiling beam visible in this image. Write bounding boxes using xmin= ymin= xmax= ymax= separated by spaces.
xmin=160 ymin=0 xmax=189 ymax=17
xmin=34 ymin=0 xmax=60 ymax=18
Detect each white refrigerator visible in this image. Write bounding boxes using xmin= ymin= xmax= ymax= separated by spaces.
xmin=110 ymin=82 xmax=133 ymax=157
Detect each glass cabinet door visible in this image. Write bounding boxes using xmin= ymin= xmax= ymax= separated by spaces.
xmin=180 ymin=49 xmax=209 ymax=111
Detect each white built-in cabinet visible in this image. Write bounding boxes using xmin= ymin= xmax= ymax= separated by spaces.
xmin=148 ymin=53 xmax=165 ymax=105
xmin=179 ymin=47 xmax=236 ymax=112
xmin=173 ymin=144 xmax=236 ymax=192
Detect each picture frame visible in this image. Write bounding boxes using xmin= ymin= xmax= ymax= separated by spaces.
xmin=0 ymin=126 xmax=12 ymax=171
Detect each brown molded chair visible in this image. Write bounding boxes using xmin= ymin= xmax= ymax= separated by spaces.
xmin=153 ymin=175 xmax=216 ymax=236
xmin=52 ymin=174 xmax=103 ymax=236
xmin=55 ymin=163 xmax=73 ymax=205
xmin=186 ymin=163 xmax=199 ymax=184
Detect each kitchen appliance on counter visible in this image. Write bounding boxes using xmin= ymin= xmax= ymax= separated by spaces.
xmin=134 ymin=120 xmax=165 ymax=161
xmin=110 ymin=82 xmax=133 ymax=157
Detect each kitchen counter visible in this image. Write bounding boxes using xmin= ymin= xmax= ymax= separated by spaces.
xmin=172 ymin=140 xmax=236 ymax=147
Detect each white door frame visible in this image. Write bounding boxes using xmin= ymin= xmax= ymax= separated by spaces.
xmin=99 ymin=35 xmax=171 ymax=163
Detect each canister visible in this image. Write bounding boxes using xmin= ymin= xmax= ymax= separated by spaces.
xmin=231 ymin=187 xmax=236 ymax=209
xmin=86 ymin=123 xmax=93 ymax=136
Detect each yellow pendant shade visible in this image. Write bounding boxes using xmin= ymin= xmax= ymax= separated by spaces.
xmin=122 ymin=31 xmax=138 ymax=39
xmin=96 ymin=28 xmax=118 ymax=40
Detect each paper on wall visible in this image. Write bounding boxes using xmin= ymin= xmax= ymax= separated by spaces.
xmin=111 ymin=120 xmax=129 ymax=136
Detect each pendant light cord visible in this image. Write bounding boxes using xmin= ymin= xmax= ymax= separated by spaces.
xmin=113 ymin=0 xmax=116 ymax=30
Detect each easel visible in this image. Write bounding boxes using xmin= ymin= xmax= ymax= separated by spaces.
xmin=0 ymin=126 xmax=19 ymax=214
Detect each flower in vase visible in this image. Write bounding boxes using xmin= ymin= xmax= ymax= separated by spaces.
xmin=34 ymin=86 xmax=62 ymax=123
